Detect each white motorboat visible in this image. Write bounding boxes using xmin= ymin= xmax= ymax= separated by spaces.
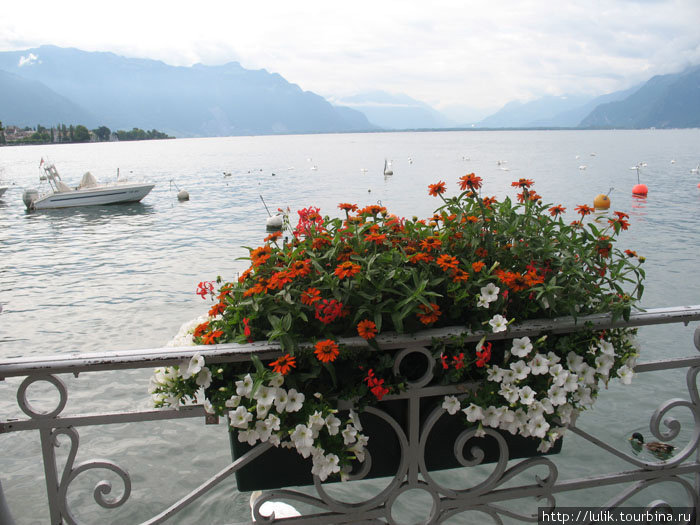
xmin=22 ymin=160 xmax=155 ymax=211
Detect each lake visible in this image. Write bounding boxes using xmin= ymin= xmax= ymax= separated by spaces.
xmin=1 ymin=129 xmax=700 ymax=523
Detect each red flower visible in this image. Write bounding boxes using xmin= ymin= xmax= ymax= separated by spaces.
xmin=364 ymin=232 xmax=387 ymax=245
xmin=357 ymin=319 xmax=378 ymax=340
xmin=428 ymin=181 xmax=447 ymax=196
xmin=269 ymin=353 xmax=296 ymax=375
xmin=314 ymin=339 xmax=340 ymax=363
xmin=420 ymin=236 xmax=442 ymax=251
xmin=624 ymin=249 xmax=638 ymax=258
xmin=441 ymin=355 xmax=449 ymax=369
xmin=476 ymin=342 xmax=492 ymax=367
xmin=243 ymin=317 xmax=252 ymax=339
xmin=452 ymin=353 xmax=465 ymax=370
xmin=364 ymin=369 xmax=390 ymax=400
xmin=409 ymin=252 xmax=433 ymax=264
xmin=196 ymin=281 xmax=214 ymax=298
xmin=315 ymin=299 xmax=344 ymax=324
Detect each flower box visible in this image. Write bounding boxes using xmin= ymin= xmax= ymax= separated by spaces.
xmin=152 ymin=172 xmax=641 ymax=490
xmin=229 ymin=395 xmax=562 ymax=491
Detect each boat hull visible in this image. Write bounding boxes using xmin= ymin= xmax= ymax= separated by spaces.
xmin=31 ymin=183 xmax=155 ymax=210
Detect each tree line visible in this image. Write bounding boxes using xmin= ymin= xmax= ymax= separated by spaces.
xmin=0 ymin=120 xmax=172 ymax=145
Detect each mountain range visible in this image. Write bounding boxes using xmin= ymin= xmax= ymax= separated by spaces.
xmin=0 ymin=46 xmax=375 ymax=136
xmin=0 ymin=45 xmax=698 ymax=136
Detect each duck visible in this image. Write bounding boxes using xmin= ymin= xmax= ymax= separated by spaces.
xmin=629 ymin=432 xmax=675 ymax=457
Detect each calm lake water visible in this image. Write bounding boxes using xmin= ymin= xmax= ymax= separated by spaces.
xmin=1 ymin=130 xmax=700 ymax=523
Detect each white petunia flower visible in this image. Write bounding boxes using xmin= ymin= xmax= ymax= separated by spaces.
xmin=180 ymin=353 xmax=205 ymax=379
xmin=598 ymin=339 xmax=615 ymax=356
xmin=342 ymin=424 xmax=357 ymax=445
xmin=235 ymin=374 xmax=254 ymax=397
xmin=528 ymin=353 xmax=549 ymax=375
xmin=291 ymin=424 xmax=315 ymax=456
xmin=225 ymin=395 xmax=241 ymax=408
xmin=519 ymin=386 xmax=536 ymax=405
xmin=527 ymin=415 xmax=550 ymax=439
xmin=579 ymin=364 xmax=597 ymax=386
xmin=265 ymin=413 xmax=281 ymax=431
xmin=477 ymin=295 xmax=490 ymax=308
xmin=500 ymin=369 xmax=516 ymax=385
xmin=546 ymin=352 xmax=561 ymax=365
xmin=255 ymin=420 xmax=272 ymax=442
xmin=195 ymin=367 xmax=212 ymax=388
xmin=269 ymin=374 xmax=284 ymax=388
xmin=463 ymin=403 xmax=484 ymax=423
xmin=566 ymin=352 xmax=586 ymax=374
xmin=482 ymin=406 xmax=501 ymax=428
xmin=510 ymin=360 xmax=531 ymax=380
xmin=616 ymin=364 xmax=635 ymax=385
xmin=274 ymin=388 xmax=289 ymax=412
xmin=489 ymin=314 xmax=508 ymax=333
xmin=308 ymin=411 xmax=325 ymax=434
xmin=499 ymin=384 xmax=519 ymax=404
xmin=286 ymin=389 xmax=305 ymax=412
xmin=511 ymin=337 xmax=533 ymax=358
xmin=480 ymin=283 xmax=500 ymax=302
xmin=562 ymin=372 xmax=579 ymax=392
xmin=325 ymin=414 xmax=341 ymax=435
xmin=595 ymin=354 xmax=614 ymax=376
xmin=238 ymin=429 xmax=260 ymax=446
xmin=348 ymin=410 xmax=363 ymax=432
xmin=487 ymin=365 xmax=505 ymax=383
xmin=229 ymin=406 xmax=253 ymax=429
xmin=547 ymin=384 xmax=567 ymax=406
xmin=254 ymin=386 xmax=276 ymax=407
xmin=442 ymin=395 xmax=462 ymax=415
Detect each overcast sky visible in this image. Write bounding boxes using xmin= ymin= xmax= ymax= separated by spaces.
xmin=2 ymin=0 xmax=699 ymax=117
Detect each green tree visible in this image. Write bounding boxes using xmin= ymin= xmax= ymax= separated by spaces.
xmin=93 ymin=126 xmax=111 ymax=142
xmin=0 ymin=120 xmax=5 ymax=144
xmin=73 ymin=125 xmax=90 ymax=143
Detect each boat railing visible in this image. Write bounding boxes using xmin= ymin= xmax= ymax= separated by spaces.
xmin=1 ymin=305 xmax=700 ymax=524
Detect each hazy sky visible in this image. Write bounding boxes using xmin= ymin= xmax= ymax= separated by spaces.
xmin=2 ymin=0 xmax=699 ymax=116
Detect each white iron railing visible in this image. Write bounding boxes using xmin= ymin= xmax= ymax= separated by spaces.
xmin=1 ymin=305 xmax=700 ymax=524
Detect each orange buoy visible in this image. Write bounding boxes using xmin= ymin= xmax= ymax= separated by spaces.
xmin=594 ymin=193 xmax=611 ymax=210
xmin=632 ymin=183 xmax=648 ymax=196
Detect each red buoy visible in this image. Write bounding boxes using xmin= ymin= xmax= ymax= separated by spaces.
xmin=632 ymin=183 xmax=648 ymax=196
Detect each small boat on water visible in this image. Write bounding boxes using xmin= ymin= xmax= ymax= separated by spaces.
xmin=22 ymin=160 xmax=155 ymax=211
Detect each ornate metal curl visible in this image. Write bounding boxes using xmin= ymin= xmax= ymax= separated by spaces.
xmin=596 ymin=475 xmax=697 ymax=519
xmin=393 ymin=346 xmax=435 ymax=388
xmin=17 ymin=374 xmax=67 ymax=419
xmin=52 ymin=427 xmax=132 ymax=525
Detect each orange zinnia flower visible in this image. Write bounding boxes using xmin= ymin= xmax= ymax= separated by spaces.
xmin=314 ymin=339 xmax=340 ymax=363
xmin=549 ymin=205 xmax=566 ymax=217
xmin=436 ymin=254 xmax=459 ymax=271
xmin=288 ymin=259 xmax=312 ymax=278
xmin=202 ymin=330 xmax=224 ymax=345
xmin=420 ymin=236 xmax=442 ymax=251
xmin=408 ymin=252 xmax=433 ymax=264
xmin=428 ymin=181 xmax=447 ymax=196
xmin=471 ymin=261 xmax=486 ymax=273
xmin=264 ymin=231 xmax=283 ymax=243
xmin=364 ymin=232 xmax=387 ymax=245
xmin=511 ymin=178 xmax=534 ymax=189
xmin=451 ymin=268 xmax=470 ymax=282
xmin=459 ymin=173 xmax=482 ymax=191
xmin=250 ymin=246 xmax=272 ymax=267
xmin=417 ymin=303 xmax=441 ymax=325
xmin=300 ymin=287 xmax=321 ymax=306
xmin=575 ymin=204 xmax=594 ymax=216
xmin=338 ymin=203 xmax=358 ymax=212
xmin=193 ymin=321 xmax=209 ymax=337
xmin=358 ymin=204 xmax=387 ymax=216
xmin=357 ymin=319 xmax=378 ymax=340
xmin=208 ymin=302 xmax=227 ymax=317
xmin=269 ymin=353 xmax=297 ymax=375
xmin=334 ymin=261 xmax=361 ymax=279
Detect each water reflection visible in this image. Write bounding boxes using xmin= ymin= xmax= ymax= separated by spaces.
xmin=22 ymin=202 xmax=156 ymax=223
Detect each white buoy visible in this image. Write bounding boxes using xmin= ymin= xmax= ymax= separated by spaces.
xmin=177 ymin=189 xmax=189 ymax=201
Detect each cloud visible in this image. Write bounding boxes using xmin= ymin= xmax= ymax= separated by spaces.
xmin=18 ymin=52 xmax=40 ymax=67
xmin=1 ymin=0 xmax=699 ymax=110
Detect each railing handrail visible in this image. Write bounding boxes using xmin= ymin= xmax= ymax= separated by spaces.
xmin=2 ymin=305 xmax=700 ymax=379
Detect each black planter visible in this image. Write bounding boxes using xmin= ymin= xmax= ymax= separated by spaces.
xmin=229 ymin=396 xmax=562 ymax=492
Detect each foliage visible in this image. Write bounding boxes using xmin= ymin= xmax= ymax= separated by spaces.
xmin=151 ymin=173 xmax=645 ymax=481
